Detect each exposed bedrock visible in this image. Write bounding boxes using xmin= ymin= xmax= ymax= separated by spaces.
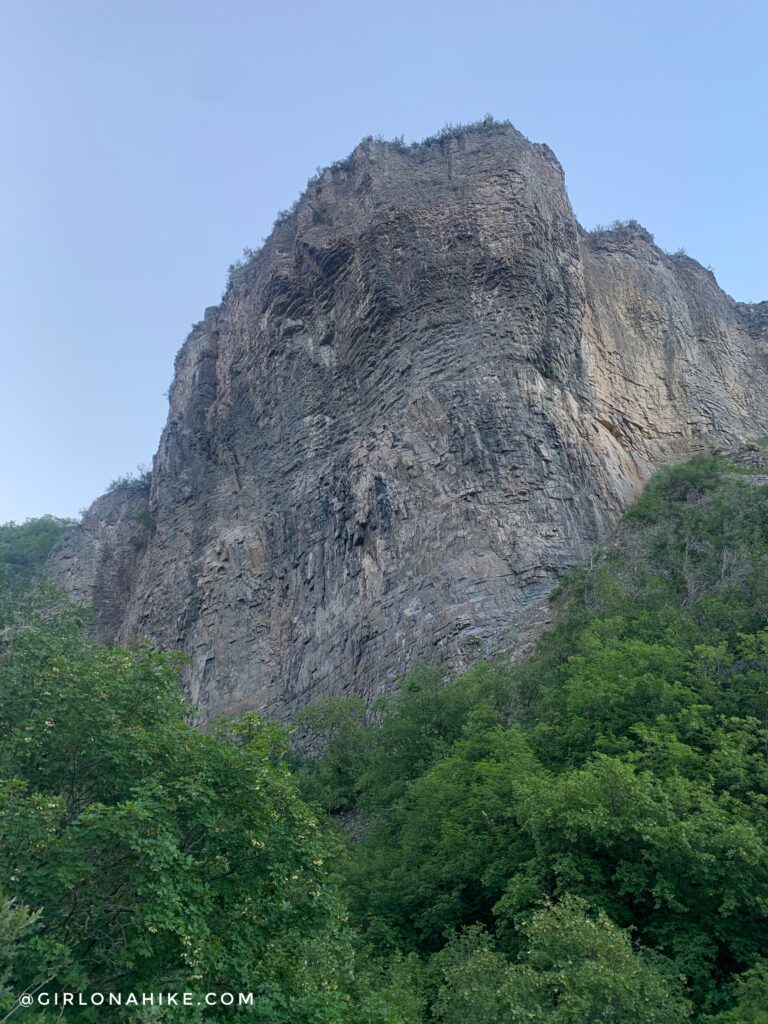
xmin=48 ymin=122 xmax=768 ymax=722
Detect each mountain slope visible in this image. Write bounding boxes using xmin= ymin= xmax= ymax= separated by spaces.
xmin=47 ymin=120 xmax=768 ymax=722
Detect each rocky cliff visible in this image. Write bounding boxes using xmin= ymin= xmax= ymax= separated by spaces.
xmin=48 ymin=120 xmax=768 ymax=723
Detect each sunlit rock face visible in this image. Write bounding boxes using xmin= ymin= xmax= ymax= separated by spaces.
xmin=48 ymin=123 xmax=768 ymax=722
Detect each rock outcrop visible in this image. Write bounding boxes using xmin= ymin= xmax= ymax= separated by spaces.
xmin=47 ymin=480 xmax=151 ymax=644
xmin=48 ymin=121 xmax=768 ymax=722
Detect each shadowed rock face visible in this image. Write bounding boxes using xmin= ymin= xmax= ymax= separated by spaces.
xmin=48 ymin=123 xmax=768 ymax=723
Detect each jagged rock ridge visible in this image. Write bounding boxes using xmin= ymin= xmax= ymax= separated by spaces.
xmin=48 ymin=121 xmax=768 ymax=722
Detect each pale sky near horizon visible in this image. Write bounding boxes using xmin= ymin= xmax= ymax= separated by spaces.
xmin=1 ymin=0 xmax=766 ymax=523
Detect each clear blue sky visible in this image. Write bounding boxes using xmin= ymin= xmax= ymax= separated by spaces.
xmin=1 ymin=0 xmax=766 ymax=522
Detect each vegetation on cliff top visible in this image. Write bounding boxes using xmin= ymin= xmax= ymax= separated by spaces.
xmin=2 ymin=453 xmax=768 ymax=1020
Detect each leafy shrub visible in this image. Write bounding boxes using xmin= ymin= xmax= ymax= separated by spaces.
xmin=106 ymin=464 xmax=151 ymax=494
xmin=588 ymin=218 xmax=655 ymax=245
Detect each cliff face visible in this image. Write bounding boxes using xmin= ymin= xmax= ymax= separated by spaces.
xmin=48 ymin=122 xmax=768 ymax=722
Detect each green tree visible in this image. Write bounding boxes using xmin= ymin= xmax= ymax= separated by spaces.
xmin=708 ymin=962 xmax=768 ymax=1023
xmin=348 ymin=950 xmax=427 ymax=1024
xmin=0 ymin=893 xmax=39 ymax=1016
xmin=503 ymin=896 xmax=691 ymax=1023
xmin=431 ymin=926 xmax=514 ymax=1024
xmin=0 ymin=516 xmax=75 ymax=591
xmin=431 ymin=899 xmax=691 ymax=1023
xmin=293 ymin=695 xmax=371 ymax=813
xmin=0 ymin=604 xmax=353 ymax=1022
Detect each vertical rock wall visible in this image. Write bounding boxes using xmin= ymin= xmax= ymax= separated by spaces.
xmin=48 ymin=124 xmax=768 ymax=722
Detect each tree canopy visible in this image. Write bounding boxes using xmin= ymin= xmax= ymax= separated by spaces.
xmin=4 ymin=454 xmax=768 ymax=1021
xmin=0 ymin=516 xmax=75 ymax=591
xmin=295 ymin=456 xmax=768 ymax=1020
xmin=0 ymin=602 xmax=353 ymax=1022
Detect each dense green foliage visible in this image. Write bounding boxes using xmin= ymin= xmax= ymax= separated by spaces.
xmin=295 ymin=455 xmax=768 ymax=1020
xmin=0 ymin=599 xmax=353 ymax=1022
xmin=430 ymin=897 xmax=692 ymax=1024
xmin=0 ymin=516 xmax=75 ymax=590
xmin=3 ymin=454 xmax=768 ymax=1020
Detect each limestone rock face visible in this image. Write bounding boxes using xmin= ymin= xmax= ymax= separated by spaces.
xmin=48 ymin=123 xmax=768 ymax=722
